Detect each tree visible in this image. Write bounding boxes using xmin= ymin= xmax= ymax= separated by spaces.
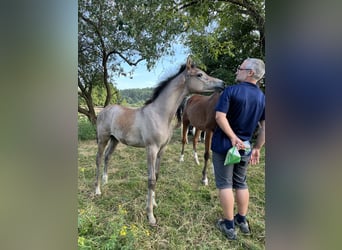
xmin=78 ymin=0 xmax=186 ymax=124
xmin=178 ymin=0 xmax=265 ymax=85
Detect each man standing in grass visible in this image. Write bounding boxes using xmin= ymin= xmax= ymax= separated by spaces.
xmin=211 ymin=58 xmax=265 ymax=240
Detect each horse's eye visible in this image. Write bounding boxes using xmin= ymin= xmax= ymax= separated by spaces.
xmin=197 ymin=73 xmax=203 ymax=77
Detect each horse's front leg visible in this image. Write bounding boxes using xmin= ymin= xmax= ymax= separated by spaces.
xmin=146 ymin=146 xmax=158 ymax=226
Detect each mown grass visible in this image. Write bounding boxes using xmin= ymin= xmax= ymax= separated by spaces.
xmin=78 ymin=123 xmax=265 ymax=249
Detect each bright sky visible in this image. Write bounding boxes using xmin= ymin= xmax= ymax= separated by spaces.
xmin=114 ymin=43 xmax=190 ymax=90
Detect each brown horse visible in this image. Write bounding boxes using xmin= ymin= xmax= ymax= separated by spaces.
xmin=179 ymin=92 xmax=221 ymax=185
xmin=95 ymin=56 xmax=224 ymax=226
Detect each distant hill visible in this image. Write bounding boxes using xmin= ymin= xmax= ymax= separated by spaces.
xmin=119 ymin=87 xmax=153 ymax=106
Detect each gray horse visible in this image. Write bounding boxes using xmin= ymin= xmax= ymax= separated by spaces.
xmin=95 ymin=56 xmax=224 ymax=226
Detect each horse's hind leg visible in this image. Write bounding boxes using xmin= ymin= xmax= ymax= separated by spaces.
xmin=102 ymin=136 xmax=119 ymax=185
xmin=95 ymin=139 xmax=108 ymax=195
xmin=201 ymin=131 xmax=212 ymax=186
xmin=193 ymin=128 xmax=201 ymax=165
xmin=180 ymin=119 xmax=190 ymax=162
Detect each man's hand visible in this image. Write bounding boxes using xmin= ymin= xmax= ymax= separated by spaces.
xmin=249 ymin=148 xmax=260 ymax=165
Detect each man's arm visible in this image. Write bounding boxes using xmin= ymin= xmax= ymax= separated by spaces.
xmin=250 ymin=120 xmax=265 ymax=165
xmin=215 ymin=111 xmax=245 ymax=149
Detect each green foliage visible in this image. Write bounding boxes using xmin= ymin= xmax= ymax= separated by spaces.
xmin=78 ymin=203 xmax=151 ymax=250
xmin=181 ymin=0 xmax=265 ymax=85
xmin=78 ymin=126 xmax=265 ymax=249
xmin=118 ymin=88 xmax=153 ymax=106
xmin=92 ymin=85 xmax=119 ymax=106
xmin=78 ymin=116 xmax=96 ymax=141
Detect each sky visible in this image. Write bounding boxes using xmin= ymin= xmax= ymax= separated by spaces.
xmin=114 ymin=43 xmax=190 ymax=90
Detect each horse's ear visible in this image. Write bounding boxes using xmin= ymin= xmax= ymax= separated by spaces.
xmin=186 ymin=56 xmax=193 ymax=70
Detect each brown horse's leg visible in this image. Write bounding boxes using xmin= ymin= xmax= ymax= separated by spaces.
xmin=180 ymin=119 xmax=190 ymax=162
xmin=193 ymin=128 xmax=201 ymax=165
xmin=202 ymin=131 xmax=213 ymax=186
xmin=103 ymin=137 xmax=119 ymax=185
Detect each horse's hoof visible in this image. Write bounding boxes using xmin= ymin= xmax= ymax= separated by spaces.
xmin=202 ymin=178 xmax=208 ymax=186
xmin=147 ymin=216 xmax=157 ymax=227
xmin=95 ymin=187 xmax=101 ymax=195
xmin=102 ymin=175 xmax=108 ymax=185
xmin=150 ymin=222 xmax=158 ymax=227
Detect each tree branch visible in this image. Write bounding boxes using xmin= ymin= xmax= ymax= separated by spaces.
xmin=78 ymin=76 xmax=86 ymax=92
xmin=106 ymin=50 xmax=144 ymax=66
xmin=78 ymin=106 xmax=90 ymax=116
xmin=178 ymin=0 xmax=201 ymax=10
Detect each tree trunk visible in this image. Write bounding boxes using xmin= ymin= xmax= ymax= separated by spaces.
xmin=78 ymin=105 xmax=97 ymax=126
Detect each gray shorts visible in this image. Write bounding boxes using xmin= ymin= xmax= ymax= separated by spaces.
xmin=212 ymin=150 xmax=251 ymax=189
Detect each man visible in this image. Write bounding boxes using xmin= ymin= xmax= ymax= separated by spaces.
xmin=211 ymin=58 xmax=265 ymax=240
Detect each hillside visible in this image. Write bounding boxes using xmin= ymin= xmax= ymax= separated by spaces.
xmin=119 ymin=88 xmax=153 ymax=106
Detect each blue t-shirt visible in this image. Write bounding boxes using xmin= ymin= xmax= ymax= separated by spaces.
xmin=211 ymin=82 xmax=265 ymax=154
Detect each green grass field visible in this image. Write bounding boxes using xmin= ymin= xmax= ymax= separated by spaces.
xmin=78 ymin=125 xmax=265 ymax=249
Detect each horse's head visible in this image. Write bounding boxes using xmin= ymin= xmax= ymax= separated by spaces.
xmin=184 ymin=56 xmax=224 ymax=93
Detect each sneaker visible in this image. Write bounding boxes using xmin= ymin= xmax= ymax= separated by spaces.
xmin=234 ymin=216 xmax=251 ymax=235
xmin=216 ymin=219 xmax=237 ymax=240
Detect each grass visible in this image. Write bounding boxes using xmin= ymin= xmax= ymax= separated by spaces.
xmin=78 ymin=124 xmax=265 ymax=249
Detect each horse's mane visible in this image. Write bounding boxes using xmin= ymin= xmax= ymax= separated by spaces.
xmin=144 ymin=63 xmax=194 ymax=105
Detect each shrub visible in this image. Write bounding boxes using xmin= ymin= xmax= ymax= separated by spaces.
xmin=78 ymin=116 xmax=96 ymax=141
